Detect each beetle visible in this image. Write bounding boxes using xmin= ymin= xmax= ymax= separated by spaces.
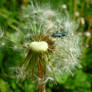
xmin=52 ymin=32 xmax=67 ymax=38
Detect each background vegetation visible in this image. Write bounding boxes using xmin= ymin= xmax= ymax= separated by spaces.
xmin=0 ymin=0 xmax=92 ymax=92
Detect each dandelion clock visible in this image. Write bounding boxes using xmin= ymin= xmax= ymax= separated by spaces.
xmin=0 ymin=2 xmax=82 ymax=92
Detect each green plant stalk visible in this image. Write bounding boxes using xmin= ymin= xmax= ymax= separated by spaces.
xmin=80 ymin=0 xmax=86 ymax=17
xmin=73 ymin=0 xmax=77 ymax=20
xmin=7 ymin=23 xmax=21 ymax=31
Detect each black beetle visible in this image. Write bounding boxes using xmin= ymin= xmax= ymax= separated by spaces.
xmin=52 ymin=32 xmax=66 ymax=37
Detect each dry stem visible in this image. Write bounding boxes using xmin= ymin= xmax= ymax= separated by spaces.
xmin=38 ymin=57 xmax=46 ymax=92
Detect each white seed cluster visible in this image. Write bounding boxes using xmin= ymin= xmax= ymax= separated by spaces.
xmin=0 ymin=2 xmax=82 ymax=83
xmin=21 ymin=2 xmax=81 ymax=82
xmin=21 ymin=2 xmax=63 ymax=36
xmin=50 ymin=20 xmax=81 ymax=76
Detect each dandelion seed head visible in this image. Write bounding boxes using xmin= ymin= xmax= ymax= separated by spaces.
xmin=4 ymin=2 xmax=82 ymax=83
xmin=84 ymin=32 xmax=91 ymax=37
xmin=1 ymin=42 xmax=6 ymax=46
xmin=13 ymin=45 xmax=18 ymax=49
xmin=75 ymin=11 xmax=80 ymax=17
xmin=62 ymin=4 xmax=67 ymax=9
xmin=80 ymin=17 xmax=85 ymax=25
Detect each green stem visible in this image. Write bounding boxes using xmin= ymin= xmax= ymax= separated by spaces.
xmin=80 ymin=0 xmax=86 ymax=17
xmin=73 ymin=0 xmax=77 ymax=20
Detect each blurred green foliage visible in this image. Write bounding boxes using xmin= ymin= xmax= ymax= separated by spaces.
xmin=0 ymin=0 xmax=92 ymax=92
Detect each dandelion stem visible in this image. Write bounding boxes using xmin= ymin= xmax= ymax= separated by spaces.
xmin=80 ymin=0 xmax=85 ymax=17
xmin=73 ymin=0 xmax=77 ymax=20
xmin=37 ymin=57 xmax=46 ymax=92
